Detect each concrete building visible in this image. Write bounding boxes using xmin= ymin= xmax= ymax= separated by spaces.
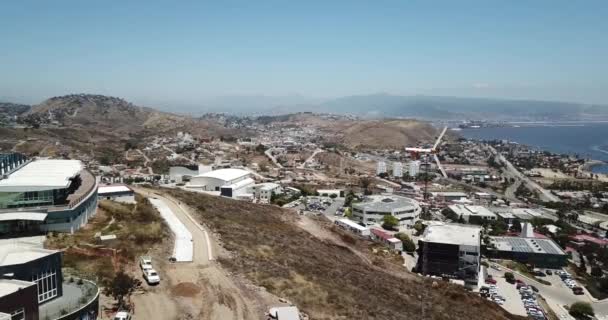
xmin=392 ymin=162 xmax=403 ymax=178
xmin=446 ymin=205 xmax=497 ymax=224
xmin=352 ymin=194 xmax=421 ymax=228
xmin=97 ymin=185 xmax=135 ymax=203
xmin=430 ymin=192 xmax=468 ymax=202
xmin=418 ymin=223 xmax=482 ymax=286
xmin=251 ymin=183 xmax=281 ymax=201
xmin=408 ymin=160 xmax=420 ymax=177
xmin=376 ymin=161 xmax=387 ymax=176
xmin=0 ymin=154 xmax=98 ymax=234
xmin=189 ymin=168 xmax=254 ymax=198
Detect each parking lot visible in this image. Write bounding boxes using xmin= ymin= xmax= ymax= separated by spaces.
xmin=486 ymin=271 xmax=527 ymax=316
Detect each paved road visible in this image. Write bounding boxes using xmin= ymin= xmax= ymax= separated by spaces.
xmin=487 ymin=145 xmax=561 ymax=202
xmin=131 ymin=188 xmax=265 ymax=320
xmin=298 ymin=148 xmax=324 ymax=169
xmin=264 ymin=149 xmax=283 ymax=168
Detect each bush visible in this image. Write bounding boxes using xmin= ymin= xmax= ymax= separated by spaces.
xmin=569 ymin=302 xmax=594 ymax=319
xmin=504 ymin=272 xmax=515 ymax=283
xmin=382 ymin=215 xmax=399 ymax=231
xmin=591 ymin=266 xmax=603 ymax=278
xmin=394 ymin=233 xmax=416 ymax=252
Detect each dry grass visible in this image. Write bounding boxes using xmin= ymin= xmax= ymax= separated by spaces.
xmin=46 ymin=194 xmax=168 ymax=282
xmin=166 ymin=189 xmax=525 ymax=320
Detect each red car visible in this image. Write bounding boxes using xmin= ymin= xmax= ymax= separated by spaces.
xmin=485 ymin=278 xmax=497 ymax=284
xmin=515 ymin=279 xmax=524 ymax=284
xmin=572 ymin=287 xmax=584 ymax=295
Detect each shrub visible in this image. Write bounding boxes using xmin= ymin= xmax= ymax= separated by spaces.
xmin=569 ymin=302 xmax=594 ymax=319
xmin=504 ymin=272 xmax=515 ymax=282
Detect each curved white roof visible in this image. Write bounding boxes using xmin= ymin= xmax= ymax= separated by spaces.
xmin=0 ymin=160 xmax=83 ymax=192
xmin=196 ymin=168 xmax=250 ymax=182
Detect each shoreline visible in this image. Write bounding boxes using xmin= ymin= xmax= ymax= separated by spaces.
xmin=581 ymin=159 xmax=606 ymax=172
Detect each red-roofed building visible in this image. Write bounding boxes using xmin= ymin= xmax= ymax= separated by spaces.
xmin=370 ymin=228 xmax=403 ymax=251
xmin=570 ymin=234 xmax=608 ymax=248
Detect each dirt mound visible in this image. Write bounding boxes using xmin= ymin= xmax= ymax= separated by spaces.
xmin=171 ymin=282 xmax=201 ymax=297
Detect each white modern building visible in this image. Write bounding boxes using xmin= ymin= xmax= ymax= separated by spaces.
xmin=352 ymin=194 xmax=421 ymax=228
xmin=189 ymin=168 xmax=254 ymax=198
xmin=376 ymin=161 xmax=387 ymax=176
xmin=251 ymin=183 xmax=282 ymax=201
xmin=392 ymin=162 xmax=403 ymax=178
xmin=408 ymin=160 xmax=420 ymax=177
xmin=97 ymin=185 xmax=135 ymax=203
xmin=418 ymin=223 xmax=481 ymax=287
xmin=0 ymin=154 xmax=98 ymax=234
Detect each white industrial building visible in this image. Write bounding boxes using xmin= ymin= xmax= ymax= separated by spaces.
xmin=376 ymin=161 xmax=387 ymax=176
xmin=189 ymin=168 xmax=254 ymax=198
xmin=392 ymin=162 xmax=403 ymax=178
xmin=352 ymin=194 xmax=421 ymax=228
xmin=97 ymin=185 xmax=135 ymax=203
xmin=408 ymin=160 xmax=420 ymax=177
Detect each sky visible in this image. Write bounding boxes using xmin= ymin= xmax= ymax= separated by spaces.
xmin=1 ymin=1 xmax=607 ymax=107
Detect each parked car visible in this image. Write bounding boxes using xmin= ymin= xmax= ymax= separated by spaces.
xmin=534 ymin=271 xmax=546 ymax=277
xmin=114 ymin=311 xmax=132 ymax=320
xmin=572 ymin=287 xmax=584 ymax=295
xmin=529 ymin=285 xmax=539 ymax=293
xmin=545 ymin=270 xmax=553 ymax=275
xmin=143 ymin=269 xmax=161 ymax=284
xmin=140 ymin=256 xmax=153 ymax=271
xmin=485 ymin=278 xmax=497 ymax=284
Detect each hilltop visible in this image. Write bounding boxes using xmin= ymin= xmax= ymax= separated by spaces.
xmin=251 ymin=112 xmax=443 ymax=149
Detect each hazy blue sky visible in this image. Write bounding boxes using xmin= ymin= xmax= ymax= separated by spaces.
xmin=1 ymin=1 xmax=607 ymax=106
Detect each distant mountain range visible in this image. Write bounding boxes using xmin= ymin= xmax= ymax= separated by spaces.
xmin=155 ymin=94 xmax=608 ymax=121
xmin=3 ymin=93 xmax=607 ymax=121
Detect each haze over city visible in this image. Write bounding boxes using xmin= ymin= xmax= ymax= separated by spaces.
xmin=1 ymin=0 xmax=607 ymax=108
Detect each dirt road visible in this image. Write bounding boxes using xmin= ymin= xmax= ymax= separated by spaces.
xmin=131 ymin=188 xmax=269 ymax=320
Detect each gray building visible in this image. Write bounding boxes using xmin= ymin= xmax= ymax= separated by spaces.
xmin=352 ymin=194 xmax=421 ymax=228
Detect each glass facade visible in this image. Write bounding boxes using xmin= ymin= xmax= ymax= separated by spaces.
xmin=32 ymin=269 xmax=58 ymax=303
xmin=0 ymin=190 xmax=55 ymax=209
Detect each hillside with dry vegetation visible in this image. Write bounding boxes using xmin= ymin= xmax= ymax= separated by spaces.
xmin=166 ymin=189 xmax=524 ymax=320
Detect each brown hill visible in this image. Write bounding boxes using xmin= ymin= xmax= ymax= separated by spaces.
xmin=166 ymin=188 xmax=524 ymax=320
xmin=336 ymin=119 xmax=439 ymax=148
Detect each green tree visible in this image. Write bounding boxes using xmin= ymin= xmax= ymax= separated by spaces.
xmin=344 ymin=207 xmax=352 ymax=218
xmin=344 ymin=190 xmax=356 ymax=206
xmin=103 ymin=271 xmax=141 ymax=308
xmin=569 ymin=302 xmax=594 ymax=319
xmin=413 ymin=220 xmax=426 ymax=236
xmin=504 ymin=272 xmax=515 ymax=283
xmin=394 ymin=233 xmax=416 ymax=252
xmin=382 ymin=215 xmax=399 ymax=230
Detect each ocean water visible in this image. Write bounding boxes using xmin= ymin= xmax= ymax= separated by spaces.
xmin=459 ymin=123 xmax=608 ymax=173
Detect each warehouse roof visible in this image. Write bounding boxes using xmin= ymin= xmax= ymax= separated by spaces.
xmin=0 ymin=159 xmax=83 ymax=192
xmin=449 ymin=205 xmax=496 ymax=218
xmin=98 ymin=185 xmax=132 ymax=195
xmin=421 ymin=223 xmax=481 ymax=247
xmin=491 ymin=236 xmax=566 ymax=255
xmin=195 ymin=168 xmax=250 ymax=182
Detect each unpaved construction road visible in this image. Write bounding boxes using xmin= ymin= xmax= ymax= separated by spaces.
xmin=131 ymin=188 xmax=272 ymax=320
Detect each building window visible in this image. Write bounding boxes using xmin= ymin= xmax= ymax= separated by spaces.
xmin=32 ymin=269 xmax=58 ymax=303
xmin=11 ymin=308 xmax=25 ymax=320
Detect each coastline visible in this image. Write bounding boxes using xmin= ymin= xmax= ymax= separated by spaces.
xmin=581 ymin=159 xmax=606 ymax=172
